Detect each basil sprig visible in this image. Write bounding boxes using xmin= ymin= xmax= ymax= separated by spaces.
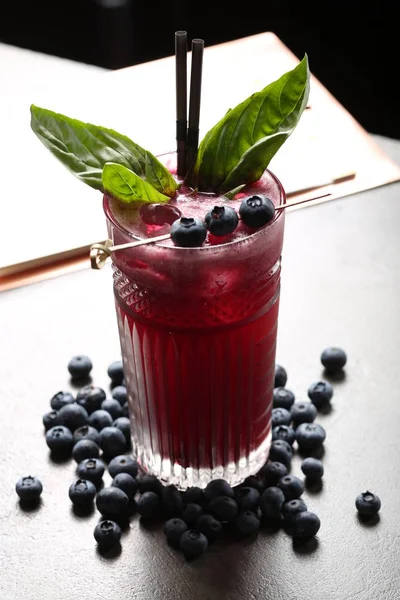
xmin=30 ymin=56 xmax=310 ymax=203
xmin=30 ymin=105 xmax=177 ymax=202
xmin=185 ymin=55 xmax=310 ymax=193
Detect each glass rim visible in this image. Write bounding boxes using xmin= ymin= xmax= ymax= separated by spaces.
xmin=103 ymin=169 xmax=286 ymax=253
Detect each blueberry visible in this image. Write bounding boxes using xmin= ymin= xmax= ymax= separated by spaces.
xmin=274 ymin=364 xmax=287 ymax=388
xmin=260 ymin=461 xmax=288 ymax=487
xmin=45 ymin=425 xmax=73 ymax=455
xmin=170 ymin=217 xmax=207 ymax=247
xmin=73 ymin=425 xmax=100 ymax=446
xmin=108 ymin=454 xmax=138 ymax=478
xmin=233 ymin=510 xmax=260 ymax=537
xmin=67 ymin=355 xmax=93 ymax=380
xmin=111 ymin=386 xmax=128 ymax=406
xmin=241 ymin=475 xmax=265 ymax=493
xmin=136 ymin=491 xmax=161 ymax=519
xmin=290 ymin=402 xmax=318 ymax=426
xmin=111 ymin=473 xmax=138 ymax=501
xmin=234 ymin=486 xmax=260 ymax=511
xmin=321 ymin=346 xmax=347 ymax=373
xmin=161 ymin=484 xmax=184 ymax=516
xmin=76 ymin=386 xmax=106 ymax=414
xmin=164 ymin=518 xmax=188 ymax=544
xmin=272 ymin=407 xmax=291 ymax=427
xmin=72 ymin=439 xmax=100 ymax=463
xmin=296 ymin=423 xmax=326 ymax=451
xmin=76 ymin=457 xmax=105 ymax=487
xmin=15 ymin=476 xmax=43 ymax=502
xmin=42 ymin=410 xmax=60 ymax=431
xmin=269 ymin=440 xmax=293 ymax=466
xmin=181 ymin=503 xmax=203 ymax=525
xmin=101 ymin=398 xmax=123 ymax=420
xmin=239 ymin=194 xmax=275 ymax=228
xmin=272 ymin=425 xmax=296 ymax=446
xmin=277 ymin=475 xmax=305 ymax=500
xmin=355 ymin=491 xmax=381 ymax=516
xmin=58 ymin=403 xmax=88 ymax=431
xmin=273 ymin=387 xmax=295 ymax=410
xmin=180 ymin=530 xmax=208 ymax=559
xmin=99 ymin=427 xmax=127 ymax=459
xmin=282 ymin=498 xmax=308 ymax=523
xmin=96 ymin=486 xmax=130 ymax=520
xmin=93 ymin=519 xmax=121 ymax=549
xmin=88 ymin=410 xmax=113 ymax=431
xmin=203 ymin=479 xmax=234 ymax=503
xmin=122 ymin=402 xmax=129 ymax=418
xmin=292 ymin=511 xmax=321 ymax=539
xmin=68 ymin=478 xmax=96 ymax=506
xmin=301 ymin=457 xmax=324 ymax=480
xmin=112 ymin=417 xmax=131 ymax=445
xmin=137 ymin=474 xmax=163 ymax=495
xmin=107 ymin=360 xmax=125 ymax=385
xmin=50 ymin=391 xmax=74 ymax=411
xmin=260 ymin=486 xmax=285 ymax=519
xmin=196 ymin=514 xmax=223 ymax=542
xmin=308 ymin=381 xmax=333 ymax=409
xmin=182 ymin=486 xmax=204 ymax=505
xmin=208 ymin=496 xmax=238 ymax=523
xmin=205 ymin=205 xmax=238 ymax=236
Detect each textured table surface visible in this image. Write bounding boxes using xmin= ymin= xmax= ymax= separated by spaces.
xmin=1 ymin=136 xmax=400 ymax=600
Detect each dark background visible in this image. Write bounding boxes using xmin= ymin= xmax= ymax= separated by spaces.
xmin=1 ymin=0 xmax=398 ymax=138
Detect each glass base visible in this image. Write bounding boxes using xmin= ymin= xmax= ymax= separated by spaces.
xmin=133 ymin=431 xmax=271 ymax=490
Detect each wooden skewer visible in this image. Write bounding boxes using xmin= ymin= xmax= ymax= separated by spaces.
xmin=276 ymin=192 xmax=331 ymax=210
xmin=108 ymin=233 xmax=171 ymax=252
xmin=90 ymin=192 xmax=333 ymax=269
xmin=89 ymin=234 xmax=170 ymax=270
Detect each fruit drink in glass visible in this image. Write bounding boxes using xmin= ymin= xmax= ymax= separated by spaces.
xmin=104 ymin=155 xmax=285 ymax=489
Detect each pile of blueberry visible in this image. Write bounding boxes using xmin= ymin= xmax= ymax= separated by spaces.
xmin=170 ymin=193 xmax=275 ymax=247
xmin=15 ymin=346 xmax=381 ymax=559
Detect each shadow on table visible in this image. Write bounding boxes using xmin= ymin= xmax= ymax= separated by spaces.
xmin=96 ymin=543 xmax=122 ymax=560
xmin=69 ymin=375 xmax=93 ymax=390
xmin=47 ymin=451 xmax=73 ymax=465
xmin=292 ymin=536 xmax=319 ymax=555
xmin=17 ymin=498 xmax=43 ymax=513
xmin=357 ymin=513 xmax=380 ymax=528
xmin=305 ymin=479 xmax=324 ymax=495
xmin=71 ymin=504 xmax=96 ymax=519
xmin=317 ymin=404 xmax=334 ymax=417
xmin=297 ymin=446 xmax=325 ymax=461
xmin=135 ymin=515 xmax=313 ymax=599
xmin=321 ymin=369 xmax=347 ymax=385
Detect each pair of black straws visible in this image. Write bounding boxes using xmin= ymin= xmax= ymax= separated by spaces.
xmin=175 ymin=31 xmax=204 ymax=177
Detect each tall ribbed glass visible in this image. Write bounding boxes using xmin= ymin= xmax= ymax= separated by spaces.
xmin=104 ymin=168 xmax=285 ymax=489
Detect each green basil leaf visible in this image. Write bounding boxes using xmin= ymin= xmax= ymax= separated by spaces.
xmin=186 ymin=55 xmax=310 ymax=193
xmin=102 ymin=163 xmax=170 ymax=204
xmin=220 ymin=132 xmax=287 ymax=193
xmin=30 ymin=105 xmax=178 ymax=196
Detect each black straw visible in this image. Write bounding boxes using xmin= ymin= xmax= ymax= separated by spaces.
xmin=187 ymin=38 xmax=204 ymax=169
xmin=175 ymin=31 xmax=187 ymax=177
